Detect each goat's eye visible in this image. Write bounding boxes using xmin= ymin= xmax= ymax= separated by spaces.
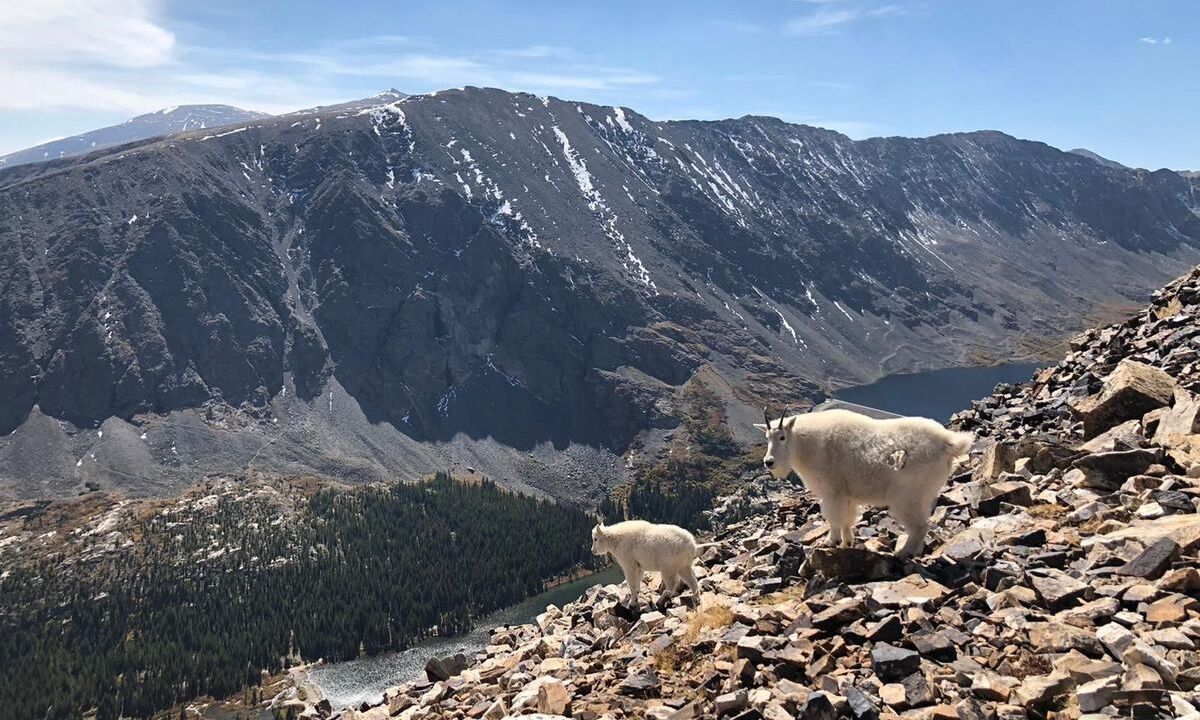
xmin=777 ymin=435 xmax=786 ymax=442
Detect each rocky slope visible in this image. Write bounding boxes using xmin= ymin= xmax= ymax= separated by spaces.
xmin=1 ymin=87 xmax=1199 ymax=501
xmin=287 ymin=266 xmax=1200 ymax=720
xmin=0 ymin=104 xmax=271 ymax=168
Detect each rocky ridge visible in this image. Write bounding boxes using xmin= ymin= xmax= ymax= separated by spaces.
xmin=279 ymin=267 xmax=1200 ymax=720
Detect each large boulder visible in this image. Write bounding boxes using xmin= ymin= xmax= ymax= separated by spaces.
xmin=1011 ymin=672 xmax=1073 ymax=711
xmin=1100 ymin=514 xmax=1200 ymax=553
xmin=1069 ymin=448 xmax=1164 ymax=489
xmin=510 ymin=676 xmax=571 ymax=715
xmin=804 ymin=547 xmax=912 ymax=581
xmin=975 ymin=440 xmax=1018 ymax=481
xmin=1079 ymin=419 xmax=1145 ymax=453
xmin=1115 ymin=537 xmax=1181 ymax=580
xmin=424 ymin=652 xmax=468 ymax=681
xmin=1154 ymin=389 xmax=1200 ymax=441
xmin=1153 ymin=388 xmax=1200 ymax=466
xmin=871 ymin=643 xmax=921 ymax=681
xmin=1069 ymin=360 xmax=1175 ymax=439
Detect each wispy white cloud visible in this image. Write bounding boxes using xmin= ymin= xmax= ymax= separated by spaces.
xmin=0 ymin=0 xmax=175 ymax=68
xmin=0 ymin=3 xmax=660 ymax=117
xmin=1139 ymin=36 xmax=1173 ymax=45
xmin=494 ymin=45 xmax=571 ymax=59
xmin=0 ymin=0 xmax=324 ymax=114
xmin=724 ymin=3 xmax=913 ymax=38
xmin=784 ymin=3 xmax=910 ymax=35
xmin=723 ymin=20 xmax=771 ymax=34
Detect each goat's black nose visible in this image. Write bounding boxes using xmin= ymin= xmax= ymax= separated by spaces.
xmin=763 ymin=459 xmax=775 ymax=468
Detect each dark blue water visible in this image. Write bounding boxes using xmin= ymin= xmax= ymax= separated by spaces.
xmin=310 ymin=566 xmax=624 ymax=708
xmin=834 ymin=361 xmax=1043 ymax=422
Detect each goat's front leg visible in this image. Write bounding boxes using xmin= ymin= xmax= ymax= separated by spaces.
xmin=821 ymin=496 xmax=856 ymax=548
xmin=840 ymin=502 xmax=861 ymax=547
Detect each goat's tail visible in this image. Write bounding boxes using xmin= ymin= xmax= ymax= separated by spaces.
xmin=945 ymin=430 xmax=975 ymax=459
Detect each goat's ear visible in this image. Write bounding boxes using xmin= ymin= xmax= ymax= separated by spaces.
xmin=785 ymin=416 xmax=797 ymax=431
xmin=752 ymin=423 xmax=769 ymax=432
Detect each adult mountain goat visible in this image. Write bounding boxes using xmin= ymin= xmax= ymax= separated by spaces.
xmin=591 ymin=520 xmax=701 ymax=609
xmin=756 ymin=406 xmax=973 ymax=557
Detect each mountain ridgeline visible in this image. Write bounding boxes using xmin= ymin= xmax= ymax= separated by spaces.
xmin=0 ymin=105 xmax=272 ymax=168
xmin=0 ymin=87 xmax=1198 ymax=500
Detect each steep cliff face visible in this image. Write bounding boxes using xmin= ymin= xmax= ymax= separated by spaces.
xmin=1 ymin=87 xmax=1198 ymax=499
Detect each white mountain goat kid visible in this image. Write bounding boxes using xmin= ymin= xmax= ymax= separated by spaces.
xmin=591 ymin=520 xmax=701 ymax=609
xmin=756 ymin=406 xmax=973 ymax=557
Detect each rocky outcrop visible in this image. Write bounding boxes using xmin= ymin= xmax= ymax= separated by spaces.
xmin=304 ymin=267 xmax=1200 ymax=720
xmin=953 ymin=265 xmax=1200 ymax=469
xmin=1068 ymin=360 xmax=1176 ymax=439
xmin=3 ymin=87 xmax=1200 ymax=499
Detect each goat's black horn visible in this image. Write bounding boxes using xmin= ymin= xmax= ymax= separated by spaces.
xmin=779 ymin=404 xmax=792 ymax=428
xmin=763 ymin=406 xmax=772 ymax=426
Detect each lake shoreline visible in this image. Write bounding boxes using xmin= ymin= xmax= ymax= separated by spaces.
xmin=822 ymin=352 xmax=1047 ymax=393
xmin=306 ymin=565 xmax=625 ymax=709
xmin=543 ymin=561 xmax=609 ymax=591
xmin=831 ymin=359 xmax=1045 ymax=423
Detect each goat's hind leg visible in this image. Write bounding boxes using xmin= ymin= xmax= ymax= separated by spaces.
xmin=656 ymin=571 xmax=680 ymax=607
xmin=894 ymin=517 xmax=928 ymax=558
xmin=682 ymin=566 xmax=700 ymax=606
xmin=891 ymin=483 xmax=936 ymax=558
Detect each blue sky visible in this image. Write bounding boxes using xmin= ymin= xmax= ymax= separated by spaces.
xmin=1 ymin=1 xmax=1196 ymax=169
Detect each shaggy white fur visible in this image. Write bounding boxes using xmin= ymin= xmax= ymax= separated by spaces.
xmin=591 ymin=520 xmax=701 ymax=608
xmin=755 ymin=408 xmax=973 ymax=557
